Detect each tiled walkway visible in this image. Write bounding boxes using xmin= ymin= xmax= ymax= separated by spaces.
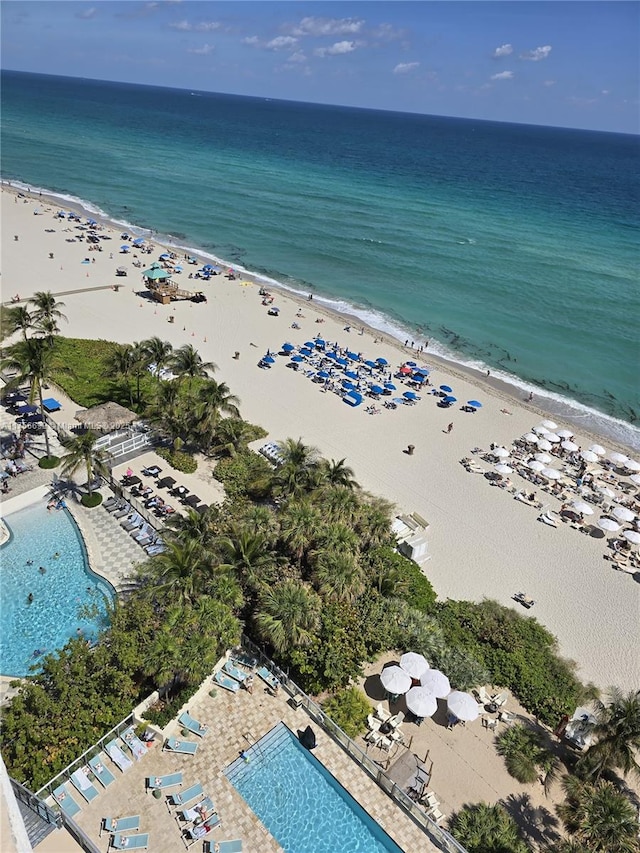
xmin=69 ymin=676 xmax=437 ymax=853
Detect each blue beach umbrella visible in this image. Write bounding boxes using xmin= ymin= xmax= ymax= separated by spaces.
xmin=384 ymin=382 xmax=396 ymax=391
xmin=376 ymin=357 xmax=388 ymax=366
xmin=291 ymin=355 xmax=304 ymax=363
xmin=404 ymin=391 xmax=418 ymax=400
xmin=413 ymin=374 xmax=427 ymax=383
xmin=325 ymin=351 xmax=337 ymax=360
xmin=345 ymin=370 xmax=359 ymax=380
xmin=336 ymin=357 xmax=348 ymax=367
xmin=300 ymin=348 xmax=313 ymax=356
xmin=282 ymin=343 xmax=295 ymax=352
xmin=370 ymin=385 xmax=385 ymax=395
xmin=315 ymin=339 xmax=326 ymax=348
xmin=443 ymin=395 xmax=457 ymax=403
xmin=203 ymin=264 xmax=215 ymax=271
xmin=87 ymin=218 xmax=96 ymax=226
xmin=318 ymin=371 xmax=330 ymax=380
xmin=342 ymin=380 xmax=355 ymax=390
xmin=439 ymin=385 xmax=453 ymax=393
xmin=365 ymin=360 xmax=377 ymax=369
xmin=406 ymin=361 xmax=417 ymax=367
xmin=120 ymin=245 xmax=130 ymax=252
xmin=414 ymin=367 xmax=430 ymax=375
xmin=132 ymin=237 xmax=145 ymax=246
xmin=467 ymin=400 xmax=483 ymax=409
xmin=174 ymin=266 xmax=183 ymax=273
xmin=159 ymin=253 xmax=171 ymax=260
xmin=262 ymin=356 xmax=275 ymax=364
xmin=19 ymin=404 xmax=38 ymax=415
xmin=304 ymin=341 xmax=316 ymax=349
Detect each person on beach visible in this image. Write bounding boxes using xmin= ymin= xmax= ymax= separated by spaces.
xmin=447 ymin=423 xmax=454 ymax=434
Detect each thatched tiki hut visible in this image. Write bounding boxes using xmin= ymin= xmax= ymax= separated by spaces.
xmin=74 ymin=401 xmax=138 ymax=435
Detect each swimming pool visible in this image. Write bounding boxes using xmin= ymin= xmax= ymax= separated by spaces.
xmin=0 ymin=501 xmax=114 ymax=677
xmin=225 ymin=722 xmax=404 ymax=853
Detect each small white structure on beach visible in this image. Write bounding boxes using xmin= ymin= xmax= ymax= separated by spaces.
xmin=392 ymin=513 xmax=430 ymax=564
xmin=565 ymin=706 xmax=598 ymax=750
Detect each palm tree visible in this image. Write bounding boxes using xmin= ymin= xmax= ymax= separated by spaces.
xmin=255 ymin=580 xmax=320 ymax=654
xmin=149 ymin=378 xmax=185 ymax=439
xmin=33 ymin=315 xmax=60 ymax=347
xmin=354 ymin=497 xmax=394 ymax=549
xmin=448 ymin=802 xmax=530 ymax=853
xmin=210 ymin=417 xmax=254 ymax=457
xmin=165 ymin=506 xmax=218 ymax=547
xmin=557 ymin=776 xmax=639 ymax=853
xmin=576 ymin=688 xmax=640 ymax=782
xmin=141 ymin=336 xmax=173 ymax=381
xmin=316 ymin=458 xmax=360 ymax=490
xmin=104 ymin=343 xmax=137 ymax=406
xmin=60 ymin=431 xmax=111 ymax=496
xmin=192 ymin=381 xmax=241 ymax=451
xmin=218 ymin=528 xmax=275 ymax=592
xmin=29 ymin=291 xmax=67 ymax=326
xmin=279 ymin=498 xmax=322 ymax=570
xmin=274 ymin=437 xmax=320 ymax=497
xmin=144 ymin=539 xmax=207 ymax=605
xmin=313 ymin=550 xmax=364 ymax=603
xmin=1 ymin=338 xmax=58 ymax=458
xmin=141 ymin=626 xmax=182 ymax=696
xmin=172 ymin=344 xmax=217 ymax=389
xmin=315 ymin=486 xmax=361 ymax=525
xmin=3 ymin=304 xmax=33 ymax=341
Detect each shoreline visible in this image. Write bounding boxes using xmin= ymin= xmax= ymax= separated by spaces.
xmin=4 ymin=178 xmax=638 ymax=455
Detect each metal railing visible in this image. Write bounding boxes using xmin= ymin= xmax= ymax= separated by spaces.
xmin=240 ymin=636 xmax=468 ymax=853
xmin=95 ymin=429 xmax=151 ymax=458
xmin=9 ymin=776 xmax=62 ymax=829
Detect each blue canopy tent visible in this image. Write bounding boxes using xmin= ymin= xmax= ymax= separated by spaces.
xmin=343 ymin=391 xmax=363 ymax=407
xmin=87 ymin=218 xmax=97 ymax=226
xmin=18 ymin=404 xmax=38 ymax=415
xmin=159 ymin=253 xmax=171 ymax=261
xmin=42 ymin=398 xmax=61 ymax=412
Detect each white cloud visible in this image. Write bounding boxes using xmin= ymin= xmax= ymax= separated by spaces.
xmin=243 ymin=36 xmax=260 ymax=46
xmin=288 ymin=51 xmax=307 ymax=64
xmin=266 ymin=36 xmax=298 ymax=51
xmin=543 ymin=79 xmax=556 ymax=87
xmin=370 ymin=23 xmax=404 ymax=41
xmin=169 ymin=20 xmax=221 ymax=32
xmin=601 ymin=89 xmax=610 ymax=96
xmin=188 ymin=44 xmax=214 ymax=56
xmin=491 ymin=70 xmax=514 ymax=81
xmin=291 ymin=17 xmax=364 ymax=37
xmin=393 ymin=62 xmax=420 ymax=75
xmin=520 ymin=45 xmax=552 ymax=61
xmin=76 ymin=7 xmax=97 ymax=19
xmin=314 ymin=41 xmax=357 ymax=58
xmin=493 ymin=44 xmax=513 ymax=58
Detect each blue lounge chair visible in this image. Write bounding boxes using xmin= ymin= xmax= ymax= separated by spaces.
xmin=167 ymin=782 xmax=203 ymax=808
xmin=111 ymin=832 xmax=149 ymax=850
xmin=106 ymin=739 xmax=133 ymax=773
xmin=101 ymin=816 xmax=140 ymax=837
xmin=256 ymin=666 xmax=279 ymax=691
xmin=89 ymin=753 xmax=116 ymax=788
xmin=205 ymin=842 xmax=243 ymax=853
xmin=53 ymin=784 xmax=81 ymax=817
xmin=177 ymin=796 xmax=215 ymax=824
xmin=70 ymin=768 xmax=99 ymax=802
xmin=146 ymin=772 xmax=183 ymax=791
xmin=223 ymin=660 xmax=248 ymax=684
xmin=121 ymin=726 xmax=148 ymax=761
xmin=213 ymin=670 xmax=240 ymax=693
xmin=164 ymin=736 xmax=198 ymax=756
xmin=184 ymin=815 xmax=221 ymax=847
xmin=178 ymin=711 xmax=209 ymax=737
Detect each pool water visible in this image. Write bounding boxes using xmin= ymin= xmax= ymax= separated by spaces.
xmin=225 ymin=723 xmax=404 ymax=853
xmin=0 ymin=501 xmax=114 ymax=677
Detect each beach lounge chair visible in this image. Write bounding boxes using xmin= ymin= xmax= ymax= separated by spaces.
xmin=121 ymin=513 xmax=143 ymax=532
xmin=388 ymin=711 xmax=405 ymax=728
xmin=231 ymin=650 xmax=257 ymax=669
xmin=106 ymin=499 xmax=126 ymax=513
xmin=177 ymin=796 xmax=215 ymax=824
xmin=101 ymin=816 xmax=140 ymax=837
xmin=178 ymin=711 xmax=209 ymax=737
xmin=491 ymin=691 xmax=509 ymax=708
xmin=89 ymin=753 xmax=116 ymax=788
xmin=146 ymin=772 xmax=183 ymax=791
xmin=513 ymin=592 xmax=536 ymax=609
xmin=427 ymin=807 xmax=445 ymax=825
xmin=205 ymin=842 xmax=242 ymax=853
xmin=184 ymin=816 xmax=221 ymax=848
xmin=256 ymin=666 xmax=279 ymax=691
xmin=106 ymin=740 xmax=133 ymax=773
xmin=474 ymin=686 xmax=492 ymax=705
xmin=213 ymin=670 xmax=240 ymax=693
xmin=167 ymin=782 xmax=204 ymax=809
xmin=223 ymin=660 xmax=248 ymax=684
xmin=539 ymin=510 xmax=559 ymax=527
xmin=113 ymin=504 xmax=132 ymax=519
xmin=70 ymin=767 xmax=99 ymax=802
xmin=121 ymin=727 xmax=148 ymax=761
xmin=53 ymin=783 xmax=81 ymax=817
xmin=164 ymin=736 xmax=198 ymax=756
xmin=104 ymin=496 xmax=120 ymax=509
xmin=111 ymin=832 xmax=149 ymax=850
xmin=375 ymin=703 xmax=391 ymax=722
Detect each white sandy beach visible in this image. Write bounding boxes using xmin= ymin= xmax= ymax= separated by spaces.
xmin=2 ymin=185 xmax=639 ymax=694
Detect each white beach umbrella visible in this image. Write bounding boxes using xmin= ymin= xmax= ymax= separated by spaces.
xmin=495 ymin=464 xmax=513 ymax=475
xmin=542 ymin=420 xmax=558 ymax=430
xmin=399 ymin=652 xmax=430 ymax=680
xmin=613 ymin=506 xmax=636 ymax=523
xmin=572 ymin=501 xmax=594 ymax=516
xmin=561 ymin=440 xmax=579 ymax=452
xmin=532 ymin=425 xmax=549 ymax=435
xmin=598 ymin=486 xmax=617 ymax=499
xmin=545 ymin=433 xmax=561 ymax=443
xmin=420 ymin=669 xmax=451 ymax=698
xmin=523 ymin=433 xmax=539 ymax=444
xmin=528 ymin=460 xmax=546 ymax=472
xmin=589 ymin=444 xmax=606 ymax=456
xmin=537 ymin=439 xmax=553 ymax=452
xmin=534 ymin=452 xmax=552 ymax=464
xmin=598 ymin=517 xmax=621 ymax=533
xmin=630 ymin=474 xmax=640 ymax=486
xmin=493 ymin=447 xmax=510 ymax=458
xmin=380 ymin=665 xmax=412 ymax=695
xmin=581 ymin=450 xmax=599 ymax=463
xmin=557 ymin=429 xmax=574 ymax=439
xmin=542 ymin=468 xmax=562 ymax=480
xmin=447 ymin=691 xmax=480 ymax=723
xmin=625 ymin=459 xmax=640 ymax=472
xmin=610 ymin=452 xmax=629 ymax=466
xmin=623 ymin=530 xmax=640 ymax=545
xmin=405 ymin=686 xmax=438 ymax=718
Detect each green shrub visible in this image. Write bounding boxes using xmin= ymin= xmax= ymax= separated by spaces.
xmin=322 ymin=687 xmax=370 ymax=738
xmin=143 ymin=685 xmax=198 ymax=729
xmin=81 ymin=492 xmax=103 ymax=508
xmin=38 ymin=455 xmax=60 ymax=469
xmin=214 ymin=451 xmax=273 ymax=499
xmin=156 ymin=447 xmax=197 ymax=474
xmin=449 ymin=803 xmax=531 ymax=853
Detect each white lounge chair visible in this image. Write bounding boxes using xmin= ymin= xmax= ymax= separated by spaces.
xmin=375 ymin=703 xmax=391 ymax=722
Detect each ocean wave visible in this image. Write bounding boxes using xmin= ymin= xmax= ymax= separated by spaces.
xmin=7 ymin=178 xmax=638 ymax=452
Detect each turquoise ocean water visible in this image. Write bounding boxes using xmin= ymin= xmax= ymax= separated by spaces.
xmin=2 ymin=71 xmax=638 ymax=447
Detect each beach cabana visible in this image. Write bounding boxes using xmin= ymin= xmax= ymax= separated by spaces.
xmin=343 ymin=391 xmax=362 ymax=407
xmin=75 ymin=401 xmax=137 ymax=434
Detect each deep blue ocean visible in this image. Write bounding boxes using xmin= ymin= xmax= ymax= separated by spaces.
xmin=2 ymin=71 xmax=638 ymax=444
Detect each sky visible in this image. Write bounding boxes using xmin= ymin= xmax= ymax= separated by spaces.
xmin=1 ymin=1 xmax=638 ymax=133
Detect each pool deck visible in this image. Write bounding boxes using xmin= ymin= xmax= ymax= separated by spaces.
xmin=66 ymin=680 xmax=437 ymax=853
